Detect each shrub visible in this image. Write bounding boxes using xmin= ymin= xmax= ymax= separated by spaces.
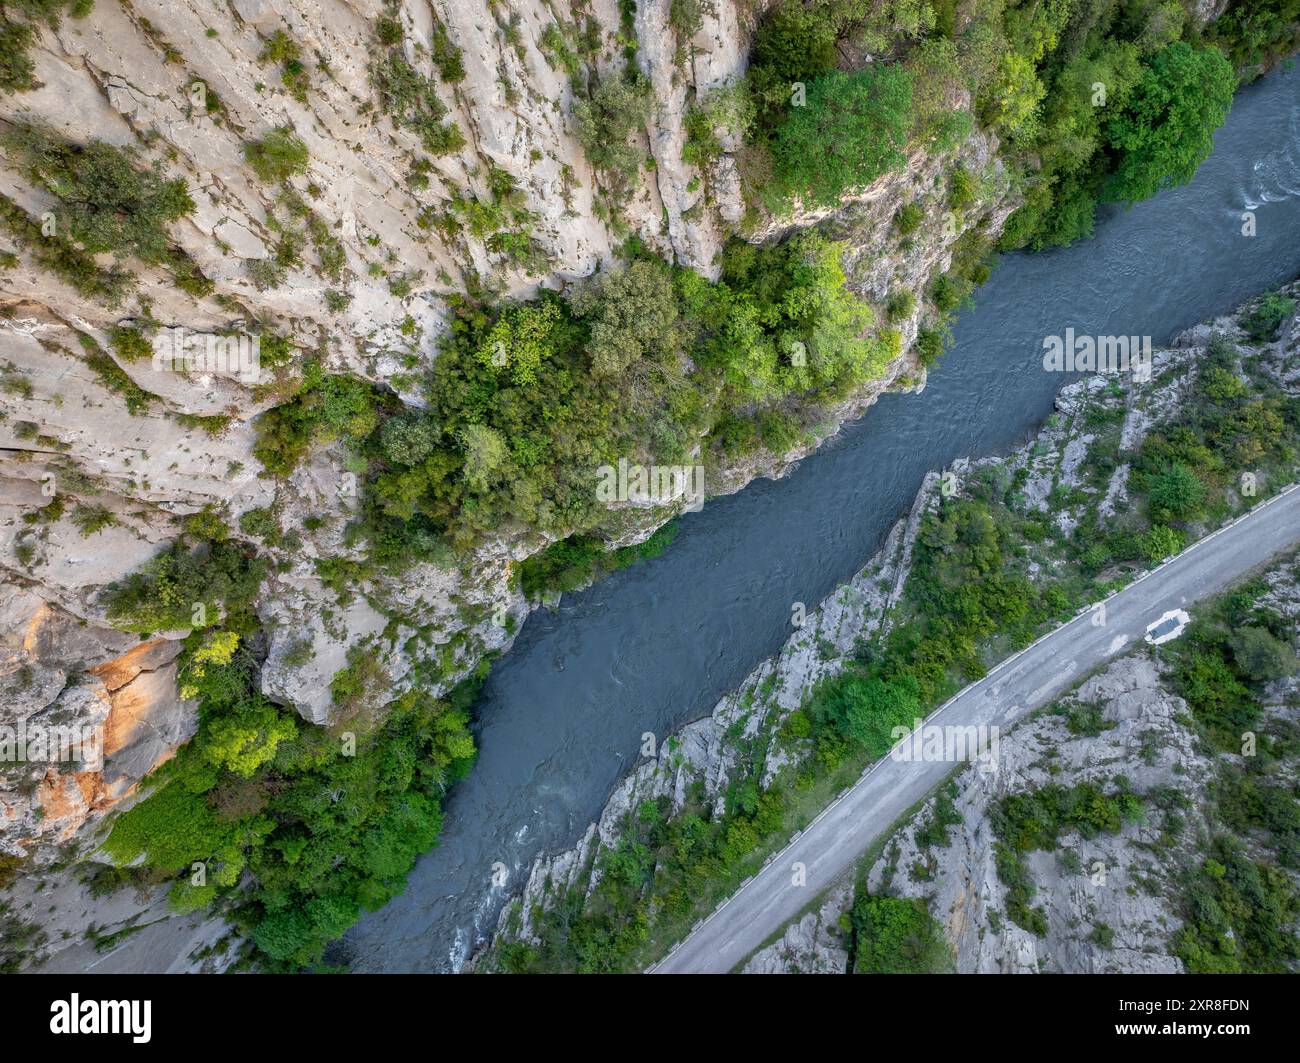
xmin=1141 ymin=523 xmax=1184 ymax=561
xmin=244 ymin=127 xmax=309 ymax=183
xmin=1104 ymin=42 xmax=1236 ymax=203
xmin=103 ymin=539 xmax=266 ymax=634
xmin=1229 ymin=626 xmax=1298 ymax=683
xmin=573 ymin=74 xmax=651 ymax=191
xmin=1240 ymin=293 xmax=1295 ymax=341
xmin=887 ymin=290 xmax=916 ymax=322
xmin=369 ymin=45 xmax=465 ymax=154
xmin=1146 ymin=462 xmax=1205 ymax=520
xmin=110 ymin=325 xmax=153 ymax=362
xmin=948 ymin=165 xmax=976 ymax=211
xmin=915 ymin=327 xmax=947 ymax=366
xmin=0 ymin=2 xmax=90 ymax=95
xmin=851 ymin=895 xmax=953 ymax=973
xmin=895 ymin=202 xmax=924 ymax=237
xmin=747 ymin=2 xmax=837 ymax=122
xmin=3 ymin=123 xmax=193 ymax=264
xmin=771 ymin=66 xmax=912 ymax=207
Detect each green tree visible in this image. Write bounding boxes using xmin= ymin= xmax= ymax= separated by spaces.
xmin=1104 ymin=42 xmax=1236 ymax=203
xmin=1147 ymin=462 xmax=1206 ymax=519
xmin=459 ymin=423 xmax=510 ymax=492
xmin=200 ymin=699 xmax=298 ymax=778
xmin=568 ymin=259 xmax=683 ymax=377
xmin=380 ymin=415 xmax=439 ymax=466
xmin=771 ymin=66 xmax=913 ymax=207
xmin=476 ymin=299 xmax=561 ymax=386
xmin=808 ymin=674 xmax=920 ymax=756
xmin=1230 ymin=626 xmax=1298 ymax=683
xmin=3 ymin=123 xmax=193 ymax=263
xmin=851 ymin=895 xmax=953 ymax=973
xmin=573 ymin=74 xmax=650 ymax=191
xmin=1141 ymin=523 xmax=1184 ymax=561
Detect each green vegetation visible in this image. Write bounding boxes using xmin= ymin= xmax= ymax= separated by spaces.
xmin=1175 ymin=836 xmax=1300 ymax=972
xmin=1162 ymin=574 xmax=1298 ymax=750
xmin=518 ymin=522 xmax=679 ymax=599
xmin=245 ymin=127 xmax=310 ymax=184
xmin=1129 ymin=332 xmax=1297 ymax=530
xmin=732 ymin=0 xmax=1255 ymax=250
xmin=1240 ymin=291 xmax=1296 ymax=340
xmin=992 ymin=779 xmax=1144 ymax=934
xmin=259 ymin=29 xmax=309 ymax=101
xmin=1209 ymin=0 xmax=1300 ymax=76
xmin=994 ymin=15 xmax=1237 ymax=249
xmin=849 ymin=894 xmax=954 ymax=973
xmin=255 ymin=234 xmax=896 ymax=570
xmin=98 ymin=525 xmax=479 ymax=969
xmin=1104 ymin=42 xmax=1236 ymax=203
xmin=0 ymin=1 xmax=92 ymax=95
xmin=0 ymin=121 xmax=207 ymax=299
xmin=573 ymin=74 xmax=651 ymax=198
xmin=104 ymin=650 xmax=479 ymax=968
xmin=2 ymin=122 xmax=192 ymax=263
xmin=770 ymin=66 xmax=913 ymax=207
xmin=481 ymin=304 xmax=1300 ymax=973
xmin=1157 ymin=568 xmax=1300 ymax=972
xmin=102 ymin=537 xmax=266 ymax=635
xmin=0 ymin=192 xmax=132 ymax=305
xmin=369 ymin=13 xmax=465 ymax=157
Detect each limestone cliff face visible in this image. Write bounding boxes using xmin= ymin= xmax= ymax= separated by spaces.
xmin=0 ymin=0 xmax=1016 ymax=899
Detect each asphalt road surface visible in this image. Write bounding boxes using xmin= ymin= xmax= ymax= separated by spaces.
xmin=651 ymin=483 xmax=1300 ymax=974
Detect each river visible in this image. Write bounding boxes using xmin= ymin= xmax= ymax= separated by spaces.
xmin=340 ymin=61 xmax=1300 ymax=972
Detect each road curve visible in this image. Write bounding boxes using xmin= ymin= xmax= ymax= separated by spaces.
xmin=651 ymin=483 xmax=1300 ymax=974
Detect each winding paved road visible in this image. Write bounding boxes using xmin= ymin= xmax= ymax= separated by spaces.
xmin=651 ymin=483 xmax=1300 ymax=974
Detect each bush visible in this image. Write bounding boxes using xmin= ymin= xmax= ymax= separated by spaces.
xmin=369 ymin=48 xmax=465 ymax=155
xmin=3 ymin=123 xmax=193 ymax=264
xmin=915 ymin=327 xmax=947 ymax=366
xmin=771 ymin=66 xmax=912 ymax=207
xmin=1146 ymin=462 xmax=1205 ymax=520
xmin=1104 ymin=42 xmax=1236 ymax=203
xmin=0 ymin=20 xmax=37 ymax=94
xmin=573 ymin=74 xmax=651 ymax=192
xmin=992 ymin=780 xmax=1143 ymax=934
xmin=851 ymin=895 xmax=953 ymax=973
xmin=518 ymin=522 xmax=678 ymax=599
xmin=807 ymin=673 xmax=920 ymax=758
xmin=895 ymin=202 xmax=924 ymax=236
xmin=1240 ymin=292 xmax=1295 ymax=341
xmin=110 ymin=325 xmax=153 ymax=362
xmin=929 ymin=273 xmax=969 ymax=314
xmin=1229 ymin=626 xmax=1298 ymax=683
xmin=1175 ymin=837 xmax=1299 ymax=972
xmin=747 ymin=2 xmax=837 ymax=123
xmin=1141 ymin=523 xmax=1184 ymax=561
xmin=103 ymin=539 xmax=266 ymax=634
xmin=245 ymin=127 xmax=310 ymax=183
xmin=568 ymin=259 xmax=683 ymax=377
xmin=0 ymin=2 xmax=90 ymax=95
xmin=887 ymin=290 xmax=916 ymax=322
xmin=948 ymin=165 xmax=976 ymax=211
